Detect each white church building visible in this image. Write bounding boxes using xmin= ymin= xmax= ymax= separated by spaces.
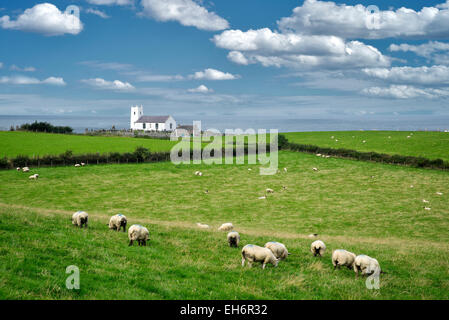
xmin=130 ymin=105 xmax=176 ymax=132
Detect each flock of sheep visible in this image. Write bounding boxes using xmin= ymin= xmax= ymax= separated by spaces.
xmin=219 ymin=223 xmax=382 ymax=278
xmin=72 ymin=208 xmax=383 ymax=280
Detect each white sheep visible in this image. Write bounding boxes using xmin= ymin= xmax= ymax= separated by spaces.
xmin=227 ymin=231 xmax=240 ymax=247
xmin=422 ymin=199 xmax=429 ymax=203
xmin=29 ymin=174 xmax=39 ymax=180
xmin=353 ymin=255 xmax=381 ymax=277
xmin=436 ymin=192 xmax=443 ymax=196
xmin=16 ymin=167 xmax=21 ymax=171
xmin=266 ymin=188 xmax=274 ymax=194
xmin=81 ymin=163 xmax=86 ymax=166
xmin=196 ymin=223 xmax=210 ymax=229
xmin=332 ymin=249 xmax=356 ymax=270
xmin=218 ymin=223 xmax=234 ymax=231
xmin=72 ymin=211 xmax=88 ymax=228
xmin=311 ymin=240 xmax=326 ymax=257
xmin=283 ymin=167 xmax=288 ymax=172
xmin=194 ymin=171 xmax=203 ymax=176
xmin=316 ymin=154 xmax=322 ymax=157
xmin=264 ymin=241 xmax=289 ymax=260
xmin=241 ymin=244 xmax=279 ymax=269
xmin=128 ymin=224 xmax=149 ymax=246
xmin=109 ymin=214 xmax=127 ymax=232
xmin=312 ymin=167 xmax=318 ymax=171
xmin=22 ymin=167 xmax=30 ymax=172
xmin=75 ymin=164 xmax=81 ymax=167
xmin=258 ymin=196 xmax=266 ymax=200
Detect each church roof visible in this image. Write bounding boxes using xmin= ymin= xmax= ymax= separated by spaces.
xmin=135 ymin=115 xmax=171 ymax=123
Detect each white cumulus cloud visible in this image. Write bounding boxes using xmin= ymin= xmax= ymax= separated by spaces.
xmin=0 ymin=75 xmax=66 ymax=86
xmin=187 ymin=84 xmax=213 ymax=93
xmin=213 ymin=28 xmax=390 ymax=70
xmin=362 ymin=65 xmax=449 ymax=86
xmin=362 ymin=85 xmax=449 ymax=99
xmin=81 ymin=78 xmax=135 ymax=91
xmin=140 ymin=0 xmax=229 ymax=31
xmin=189 ymin=68 xmax=239 ymax=80
xmin=278 ymin=0 xmax=449 ymax=39
xmin=0 ymin=3 xmax=83 ymax=36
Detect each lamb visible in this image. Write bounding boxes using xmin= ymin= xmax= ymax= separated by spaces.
xmin=241 ymin=244 xmax=279 ymax=269
xmin=196 ymin=223 xmax=210 ymax=229
xmin=72 ymin=211 xmax=88 ymax=228
xmin=218 ymin=223 xmax=234 ymax=231
xmin=22 ymin=167 xmax=30 ymax=172
xmin=29 ymin=174 xmax=39 ymax=180
xmin=264 ymin=241 xmax=289 ymax=260
xmin=227 ymin=231 xmax=240 ymax=247
xmin=109 ymin=213 xmax=127 ymax=232
xmin=353 ymin=255 xmax=381 ymax=277
xmin=332 ymin=249 xmax=356 ymax=270
xmin=311 ymin=240 xmax=326 ymax=257
xmin=128 ymin=224 xmax=149 ymax=246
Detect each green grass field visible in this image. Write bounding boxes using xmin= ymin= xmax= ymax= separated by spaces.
xmin=0 ymin=131 xmax=177 ymax=158
xmin=1 ymin=151 xmax=448 ymax=299
xmin=284 ymin=131 xmax=449 ymax=161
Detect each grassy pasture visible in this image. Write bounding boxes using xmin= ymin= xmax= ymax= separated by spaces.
xmin=0 ymin=131 xmax=177 ymax=158
xmin=0 ymin=151 xmax=448 ymax=299
xmin=284 ymin=131 xmax=449 ymax=161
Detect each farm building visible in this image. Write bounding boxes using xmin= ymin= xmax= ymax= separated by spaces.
xmin=130 ymin=105 xmax=176 ymax=132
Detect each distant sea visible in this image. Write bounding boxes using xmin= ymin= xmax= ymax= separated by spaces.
xmin=0 ymin=115 xmax=448 ymax=133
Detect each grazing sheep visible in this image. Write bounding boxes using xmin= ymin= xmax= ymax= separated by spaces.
xmin=29 ymin=174 xmax=39 ymax=180
xmin=72 ymin=211 xmax=88 ymax=228
xmin=266 ymin=188 xmax=274 ymax=194
xmin=196 ymin=223 xmax=210 ymax=229
xmin=128 ymin=224 xmax=149 ymax=246
xmin=264 ymin=241 xmax=289 ymax=260
xmin=311 ymin=240 xmax=326 ymax=257
xmin=422 ymin=199 xmax=430 ymax=203
xmin=407 ymin=136 xmax=411 ymax=139
xmin=227 ymin=231 xmax=240 ymax=247
xmin=316 ymin=154 xmax=322 ymax=157
xmin=248 ymin=168 xmax=252 ymax=171
xmin=22 ymin=167 xmax=30 ymax=172
xmin=362 ymin=140 xmax=366 ymax=143
xmin=75 ymin=164 xmax=81 ymax=167
xmin=312 ymin=167 xmax=318 ymax=171
xmin=109 ymin=214 xmax=127 ymax=232
xmin=218 ymin=223 xmax=234 ymax=231
xmin=436 ymin=192 xmax=443 ymax=196
xmin=283 ymin=167 xmax=287 ymax=172
xmin=81 ymin=163 xmax=86 ymax=166
xmin=353 ymin=255 xmax=381 ymax=277
xmin=16 ymin=167 xmax=21 ymax=171
xmin=194 ymin=171 xmax=203 ymax=176
xmin=241 ymin=244 xmax=279 ymax=269
xmin=332 ymin=249 xmax=356 ymax=270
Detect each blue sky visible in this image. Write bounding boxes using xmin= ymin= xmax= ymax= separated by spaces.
xmin=1 ymin=0 xmax=449 ymax=130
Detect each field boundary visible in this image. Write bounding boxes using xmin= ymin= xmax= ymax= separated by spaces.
xmin=282 ymin=136 xmax=449 ymax=171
